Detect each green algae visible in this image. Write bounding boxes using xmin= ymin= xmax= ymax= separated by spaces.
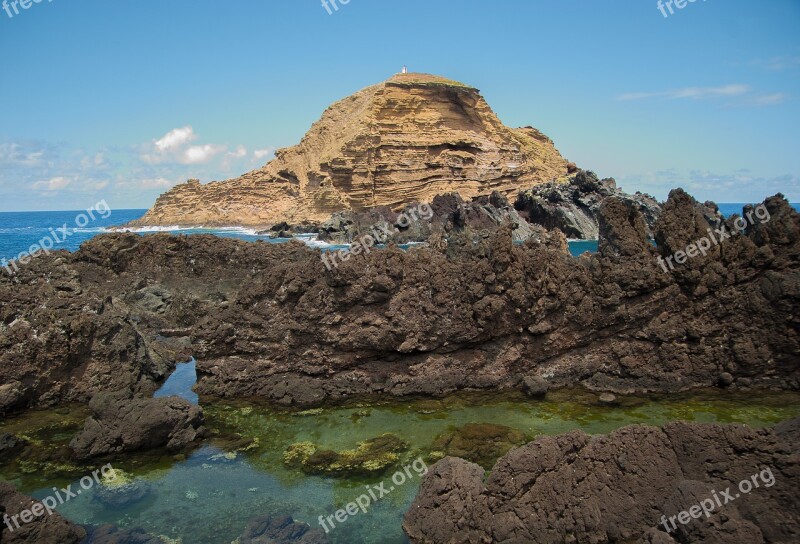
xmin=0 ymin=389 xmax=798 ymax=544
xmin=284 ymin=434 xmax=409 ymax=477
xmin=431 ymin=423 xmax=529 ymax=469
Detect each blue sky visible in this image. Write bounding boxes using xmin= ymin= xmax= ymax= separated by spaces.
xmin=0 ymin=0 xmax=798 ymax=211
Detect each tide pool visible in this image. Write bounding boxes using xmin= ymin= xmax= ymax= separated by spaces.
xmin=1 ymin=389 xmax=798 ymax=543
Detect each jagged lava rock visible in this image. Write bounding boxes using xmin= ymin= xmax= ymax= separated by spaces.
xmin=403 ymin=418 xmax=800 ymax=543
xmin=515 ymin=170 xmax=662 ymax=239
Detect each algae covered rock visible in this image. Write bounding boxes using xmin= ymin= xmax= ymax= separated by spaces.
xmin=431 ymin=423 xmax=527 ymax=469
xmin=93 ymin=467 xmax=151 ymax=508
xmin=283 ymin=433 xmax=408 ymax=477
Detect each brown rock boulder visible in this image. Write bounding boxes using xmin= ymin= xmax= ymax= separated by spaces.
xmin=403 ymin=418 xmax=800 ymax=543
xmin=69 ymin=392 xmax=205 ymax=460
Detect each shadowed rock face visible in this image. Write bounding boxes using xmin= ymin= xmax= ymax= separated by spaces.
xmin=0 ymin=483 xmax=86 ymax=543
xmin=69 ymin=392 xmax=206 ymax=460
xmin=129 ymin=73 xmax=572 ymax=228
xmin=402 ymin=418 xmax=800 ymax=544
xmin=515 ymin=170 xmax=662 ymax=240
xmin=0 ymin=191 xmax=798 ymax=413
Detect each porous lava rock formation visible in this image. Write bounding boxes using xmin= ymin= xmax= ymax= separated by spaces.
xmin=0 ymin=190 xmax=798 ymax=413
xmin=403 ymin=417 xmax=800 ymax=543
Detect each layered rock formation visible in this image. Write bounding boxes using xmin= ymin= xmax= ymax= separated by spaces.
xmin=403 ymin=417 xmax=800 ymax=543
xmin=1 ymin=189 xmax=797 ymax=413
xmin=129 ymin=73 xmax=573 ymax=227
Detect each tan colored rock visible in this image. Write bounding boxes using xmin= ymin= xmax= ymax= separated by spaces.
xmin=130 ymin=73 xmax=572 ymax=227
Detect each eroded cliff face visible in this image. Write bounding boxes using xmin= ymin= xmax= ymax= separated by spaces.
xmin=130 ymin=73 xmax=572 ymax=227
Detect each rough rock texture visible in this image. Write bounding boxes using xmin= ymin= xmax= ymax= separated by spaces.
xmin=0 ymin=482 xmax=86 ymax=543
xmin=82 ymin=525 xmax=165 ymax=544
xmin=318 ymin=191 xmax=544 ymax=245
xmin=515 ymin=170 xmax=662 ymax=239
xmin=69 ymin=392 xmax=205 ymax=459
xmin=403 ymin=418 xmax=800 ymax=543
xmin=129 ymin=73 xmax=572 ymax=227
xmin=237 ymin=514 xmax=329 ymax=544
xmin=1 ymin=191 xmax=798 ymax=411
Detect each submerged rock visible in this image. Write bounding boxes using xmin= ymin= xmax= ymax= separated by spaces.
xmin=284 ymin=433 xmax=408 ymax=477
xmin=82 ymin=525 xmax=165 ymax=544
xmin=237 ymin=514 xmax=329 ymax=544
xmin=70 ymin=392 xmax=206 ymax=460
xmin=430 ymin=423 xmax=527 ymax=469
xmin=92 ymin=468 xmax=151 ymax=509
xmin=0 ymin=434 xmax=27 ymax=462
xmin=403 ymin=417 xmax=800 ymax=543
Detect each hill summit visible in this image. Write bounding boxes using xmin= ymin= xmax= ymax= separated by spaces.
xmin=131 ymin=73 xmax=574 ymax=227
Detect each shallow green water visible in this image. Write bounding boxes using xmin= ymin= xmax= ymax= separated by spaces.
xmin=1 ymin=389 xmax=799 ymax=544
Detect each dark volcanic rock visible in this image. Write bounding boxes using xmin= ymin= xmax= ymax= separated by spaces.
xmin=318 ymin=192 xmax=540 ymax=245
xmin=237 ymin=514 xmax=329 ymax=544
xmin=0 ymin=482 xmax=86 ymax=543
xmin=515 ymin=170 xmax=662 ymax=239
xmin=82 ymin=525 xmax=164 ymax=544
xmin=69 ymin=392 xmax=205 ymax=460
xmin=521 ymin=375 xmax=548 ymax=397
xmin=403 ymin=418 xmax=800 ymax=543
xmin=1 ymin=189 xmax=798 ymax=411
xmin=0 ymin=434 xmax=27 ymax=462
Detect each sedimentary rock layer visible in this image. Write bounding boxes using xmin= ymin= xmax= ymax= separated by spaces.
xmin=1 ymin=189 xmax=797 ymax=413
xmin=129 ymin=73 xmax=573 ymax=227
xmin=403 ymin=417 xmax=800 ymax=543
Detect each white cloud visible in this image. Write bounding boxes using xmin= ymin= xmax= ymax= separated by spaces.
xmin=0 ymin=132 xmax=279 ymax=209
xmin=749 ymin=93 xmax=788 ymax=106
xmin=618 ymin=84 xmax=751 ymax=101
xmin=33 ymin=176 xmax=72 ymax=191
xmin=138 ymin=177 xmax=176 ymax=189
xmin=750 ymin=56 xmax=800 ymax=71
xmin=154 ymin=126 xmax=197 ymax=152
xmin=254 ymin=147 xmax=276 ymax=160
xmin=618 ymin=170 xmax=799 ymax=202
xmin=227 ymin=145 xmax=247 ymax=159
xmin=183 ymin=144 xmax=226 ymax=164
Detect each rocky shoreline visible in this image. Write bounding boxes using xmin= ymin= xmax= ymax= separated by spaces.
xmin=1 ymin=186 xmax=799 ymax=542
xmin=1 ymin=189 xmax=798 ymax=416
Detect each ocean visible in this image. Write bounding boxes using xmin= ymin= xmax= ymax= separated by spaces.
xmin=0 ymin=204 xmax=796 ymax=263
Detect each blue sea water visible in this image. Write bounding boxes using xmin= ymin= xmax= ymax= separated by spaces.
xmin=0 ymin=204 xmax=797 ymax=262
